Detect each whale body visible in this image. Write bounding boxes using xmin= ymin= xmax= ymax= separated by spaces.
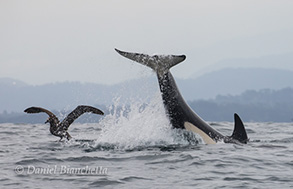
xmin=115 ymin=49 xmax=248 ymax=144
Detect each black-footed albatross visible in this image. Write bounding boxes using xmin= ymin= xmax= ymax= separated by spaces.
xmin=24 ymin=105 xmax=104 ymax=140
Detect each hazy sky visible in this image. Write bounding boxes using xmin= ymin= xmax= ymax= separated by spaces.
xmin=1 ymin=0 xmax=293 ymax=85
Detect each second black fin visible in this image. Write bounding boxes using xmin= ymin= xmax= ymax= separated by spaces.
xmin=231 ymin=113 xmax=248 ymax=144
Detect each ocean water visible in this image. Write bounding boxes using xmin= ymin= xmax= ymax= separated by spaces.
xmin=1 ymin=94 xmax=293 ymax=189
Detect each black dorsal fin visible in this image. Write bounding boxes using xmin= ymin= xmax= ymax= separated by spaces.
xmin=231 ymin=113 xmax=248 ymax=144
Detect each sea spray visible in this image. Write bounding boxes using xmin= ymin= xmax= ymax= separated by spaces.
xmin=95 ymin=92 xmax=202 ymax=150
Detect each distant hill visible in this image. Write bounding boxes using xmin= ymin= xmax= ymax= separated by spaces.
xmin=2 ymin=87 xmax=293 ymax=123
xmin=0 ymin=77 xmax=28 ymax=88
xmin=189 ymin=88 xmax=293 ymax=122
xmin=176 ymin=68 xmax=293 ymax=100
xmin=0 ymin=77 xmax=158 ymax=113
xmin=190 ymin=52 xmax=293 ymax=78
xmin=1 ymin=67 xmax=293 ymax=114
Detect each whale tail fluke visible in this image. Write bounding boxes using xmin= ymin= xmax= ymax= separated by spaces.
xmin=231 ymin=113 xmax=249 ymax=144
xmin=115 ymin=48 xmax=186 ymax=75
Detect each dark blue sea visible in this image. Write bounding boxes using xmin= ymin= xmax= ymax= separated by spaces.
xmin=1 ymin=95 xmax=293 ymax=188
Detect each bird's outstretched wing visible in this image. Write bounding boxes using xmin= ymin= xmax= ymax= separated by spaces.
xmin=24 ymin=107 xmax=57 ymax=118
xmin=60 ymin=105 xmax=104 ymax=131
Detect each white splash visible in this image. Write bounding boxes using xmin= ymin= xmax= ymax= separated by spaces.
xmin=95 ymin=92 xmax=201 ymax=149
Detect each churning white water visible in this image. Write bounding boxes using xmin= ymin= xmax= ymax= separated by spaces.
xmin=96 ymin=93 xmax=201 ymax=149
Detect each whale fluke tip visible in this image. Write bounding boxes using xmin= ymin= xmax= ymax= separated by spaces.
xmin=114 ymin=48 xmax=123 ymax=54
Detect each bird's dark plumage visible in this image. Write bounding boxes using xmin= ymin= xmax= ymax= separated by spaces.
xmin=24 ymin=107 xmax=56 ymax=117
xmin=24 ymin=105 xmax=104 ymax=140
xmin=60 ymin=105 xmax=104 ymax=131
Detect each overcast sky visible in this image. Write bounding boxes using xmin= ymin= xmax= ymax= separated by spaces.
xmin=1 ymin=0 xmax=293 ymax=85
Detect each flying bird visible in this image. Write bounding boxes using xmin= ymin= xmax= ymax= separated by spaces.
xmin=24 ymin=105 xmax=104 ymax=140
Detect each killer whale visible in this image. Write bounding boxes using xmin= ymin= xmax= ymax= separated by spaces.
xmin=115 ymin=48 xmax=248 ymax=144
